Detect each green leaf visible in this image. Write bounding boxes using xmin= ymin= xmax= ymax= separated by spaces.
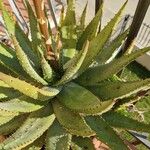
xmin=86 ymin=79 xmax=150 ymax=100
xmin=60 ymin=0 xmax=77 ymax=64
xmin=57 ymin=82 xmax=115 ymax=115
xmin=62 ymin=0 xmax=76 ymax=26
xmin=22 ymin=135 xmax=45 ymax=150
xmin=0 ymin=43 xmax=30 ymax=78
xmin=0 ymin=86 xmax=21 ymax=100
xmin=12 ymin=36 xmax=48 ymax=85
xmin=85 ymin=116 xmax=128 ymax=150
xmin=71 ymin=136 xmax=95 ymax=150
xmin=77 ymin=1 xmax=103 ymax=49
xmin=0 ymin=72 xmax=60 ymax=101
xmin=0 ymin=115 xmax=27 ymax=135
xmin=46 ymin=119 xmax=72 ymax=150
xmin=25 ymin=0 xmax=53 ymax=82
xmin=52 ymin=100 xmax=95 ymax=137
xmin=0 ymin=95 xmax=44 ymax=113
xmin=0 ymin=105 xmax=55 ymax=150
xmin=78 ymin=1 xmax=127 ymax=73
xmin=56 ymin=41 xmax=89 ymax=85
xmin=78 ymin=46 xmax=150 ymax=85
xmin=76 ymin=3 xmax=88 ymax=38
xmin=96 ymin=29 xmax=129 ymax=64
xmin=0 ymin=115 xmax=16 ymax=126
xmin=0 ymin=1 xmax=40 ymax=68
xmin=103 ymin=111 xmax=150 ymax=133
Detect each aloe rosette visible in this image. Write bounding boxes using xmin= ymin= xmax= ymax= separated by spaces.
xmin=0 ymin=0 xmax=150 ymax=150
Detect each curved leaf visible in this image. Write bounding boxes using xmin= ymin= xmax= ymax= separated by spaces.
xmin=96 ymin=29 xmax=129 ymax=64
xmin=0 ymin=1 xmax=40 ymax=68
xmin=103 ymin=111 xmax=150 ymax=133
xmin=78 ymin=1 xmax=127 ymax=73
xmin=0 ymin=95 xmax=44 ymax=113
xmin=77 ymin=1 xmax=103 ymax=49
xmin=85 ymin=116 xmax=128 ymax=150
xmin=0 ymin=43 xmax=30 ymax=78
xmin=0 ymin=115 xmax=27 ymax=135
xmin=12 ymin=36 xmax=48 ymax=85
xmin=0 ymin=72 xmax=60 ymax=101
xmin=0 ymin=105 xmax=55 ymax=150
xmin=78 ymin=46 xmax=150 ymax=85
xmin=56 ymin=41 xmax=89 ymax=85
xmin=57 ymin=82 xmax=115 ymax=115
xmin=52 ymin=100 xmax=94 ymax=137
xmin=0 ymin=115 xmax=16 ymax=126
xmin=71 ymin=136 xmax=95 ymax=150
xmin=86 ymin=79 xmax=150 ymax=100
xmin=46 ymin=119 xmax=72 ymax=150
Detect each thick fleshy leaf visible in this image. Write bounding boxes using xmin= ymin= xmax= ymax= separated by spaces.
xmin=0 ymin=115 xmax=16 ymax=126
xmin=78 ymin=46 xmax=150 ymax=85
xmin=60 ymin=0 xmax=77 ymax=64
xmin=77 ymin=1 xmax=127 ymax=73
xmin=0 ymin=115 xmax=27 ymax=135
xmin=22 ymin=135 xmax=45 ymax=150
xmin=46 ymin=119 xmax=72 ymax=150
xmin=86 ymin=79 xmax=150 ymax=100
xmin=0 ymin=1 xmax=40 ymax=68
xmin=57 ymin=82 xmax=115 ymax=115
xmin=77 ymin=3 xmax=88 ymax=37
xmin=85 ymin=116 xmax=128 ymax=150
xmin=52 ymin=100 xmax=95 ymax=137
xmin=0 ymin=72 xmax=60 ymax=101
xmin=71 ymin=136 xmax=95 ymax=150
xmin=12 ymin=36 xmax=48 ymax=85
xmin=96 ymin=29 xmax=129 ymax=64
xmin=0 ymin=43 xmax=30 ymax=78
xmin=25 ymin=0 xmax=53 ymax=82
xmin=0 ymin=86 xmax=21 ymax=100
xmin=77 ymin=2 xmax=103 ymax=49
xmin=0 ymin=105 xmax=55 ymax=150
xmin=0 ymin=95 xmax=44 ymax=113
xmin=56 ymin=41 xmax=89 ymax=85
xmin=103 ymin=111 xmax=150 ymax=133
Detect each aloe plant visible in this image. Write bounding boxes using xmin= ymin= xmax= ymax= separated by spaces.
xmin=0 ymin=0 xmax=150 ymax=149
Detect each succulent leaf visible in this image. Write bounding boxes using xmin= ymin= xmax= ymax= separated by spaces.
xmin=12 ymin=36 xmax=48 ymax=85
xmin=0 ymin=115 xmax=27 ymax=135
xmin=0 ymin=1 xmax=40 ymax=68
xmin=96 ymin=29 xmax=129 ymax=64
xmin=85 ymin=116 xmax=128 ymax=150
xmin=0 ymin=105 xmax=55 ymax=150
xmin=0 ymin=115 xmax=16 ymax=126
xmin=60 ymin=0 xmax=77 ymax=64
xmin=77 ymin=1 xmax=103 ymax=49
xmin=0 ymin=72 xmax=60 ymax=101
xmin=52 ymin=100 xmax=95 ymax=137
xmin=78 ymin=46 xmax=150 ymax=85
xmin=78 ymin=1 xmax=127 ymax=73
xmin=46 ymin=119 xmax=72 ymax=150
xmin=22 ymin=135 xmax=45 ymax=150
xmin=0 ymin=43 xmax=30 ymax=78
xmin=56 ymin=41 xmax=89 ymax=85
xmin=0 ymin=95 xmax=44 ymax=113
xmin=57 ymin=82 xmax=115 ymax=115
xmin=71 ymin=136 xmax=95 ymax=150
xmin=86 ymin=79 xmax=150 ymax=100
xmin=103 ymin=111 xmax=150 ymax=133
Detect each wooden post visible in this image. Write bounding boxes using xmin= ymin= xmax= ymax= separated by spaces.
xmin=124 ymin=0 xmax=150 ymax=51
